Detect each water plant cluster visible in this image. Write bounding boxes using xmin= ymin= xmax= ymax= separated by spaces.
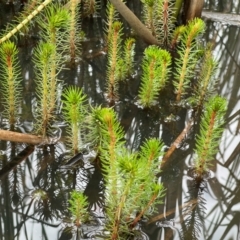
xmin=0 ymin=0 xmax=227 ymax=239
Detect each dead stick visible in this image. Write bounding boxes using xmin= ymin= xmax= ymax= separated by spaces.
xmin=0 ymin=129 xmax=44 ymax=145
xmin=109 ymin=0 xmax=159 ymax=45
xmin=161 ymin=120 xmax=193 ymax=167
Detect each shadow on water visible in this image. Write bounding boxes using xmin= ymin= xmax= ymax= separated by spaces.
xmin=0 ymin=1 xmax=240 ymax=239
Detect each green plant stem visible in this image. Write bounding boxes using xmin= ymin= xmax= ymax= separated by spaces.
xmin=7 ymin=55 xmax=15 ymax=124
xmin=106 ymin=2 xmax=116 ymax=45
xmin=110 ymin=179 xmax=133 ymax=240
xmin=176 ymin=47 xmax=190 ymax=101
xmin=195 ymin=111 xmax=216 ymax=176
xmin=194 ymin=96 xmax=226 ymax=178
xmin=109 ymin=27 xmax=118 ymax=99
xmin=70 ymin=0 xmax=77 ymax=60
xmin=41 ymin=63 xmax=49 ymax=137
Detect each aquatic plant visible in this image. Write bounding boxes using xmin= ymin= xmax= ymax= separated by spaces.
xmin=194 ymin=96 xmax=227 ymax=179
xmin=138 ymin=45 xmax=171 ymax=108
xmin=170 ymin=25 xmax=186 ymax=49
xmin=87 ymin=107 xmax=165 ymax=239
xmin=38 ymin=3 xmax=70 ymax=113
xmin=33 ymin=42 xmax=56 ymax=137
xmin=115 ymin=37 xmax=136 ymax=81
xmin=141 ymin=0 xmax=156 ymax=36
xmin=62 ymin=86 xmax=87 ymax=154
xmin=154 ymin=0 xmax=175 ymax=46
xmin=105 ymin=0 xmax=120 ymax=45
xmin=68 ymin=0 xmax=81 ymax=66
xmin=68 ymin=190 xmax=89 ymax=227
xmin=0 ymin=41 xmax=22 ymax=126
xmin=106 ymin=21 xmax=123 ymax=101
xmin=89 ymin=107 xmax=125 ymax=159
xmin=189 ymin=44 xmax=218 ymax=108
xmin=141 ymin=0 xmax=175 ymax=46
xmin=174 ymin=18 xmax=205 ymax=102
xmin=82 ymin=0 xmax=99 ymax=17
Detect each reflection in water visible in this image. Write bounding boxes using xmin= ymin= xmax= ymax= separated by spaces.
xmin=0 ymin=1 xmax=240 ymax=240
xmin=204 ymin=0 xmax=240 ymax=14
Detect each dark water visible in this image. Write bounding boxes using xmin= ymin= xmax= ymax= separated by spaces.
xmin=0 ymin=1 xmax=240 ymax=240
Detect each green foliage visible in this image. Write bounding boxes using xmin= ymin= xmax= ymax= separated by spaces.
xmin=87 ymin=107 xmax=165 ymax=238
xmin=68 ymin=0 xmax=82 ymax=65
xmin=154 ymin=0 xmax=175 ymax=46
xmin=189 ymin=44 xmax=218 ymax=107
xmin=0 ymin=40 xmax=22 ymax=126
xmin=68 ymin=190 xmax=89 ymax=227
xmin=33 ymin=42 xmax=56 ymax=137
xmin=33 ymin=4 xmax=70 ymax=136
xmin=105 ymin=0 xmax=120 ymax=45
xmin=106 ymin=21 xmax=123 ymax=100
xmin=141 ymin=0 xmax=175 ymax=46
xmin=141 ymin=0 xmax=156 ymax=36
xmin=82 ymin=0 xmax=100 ymax=17
xmin=39 ymin=3 xmax=70 ymax=44
xmin=140 ymin=138 xmax=164 ymax=170
xmin=122 ymin=38 xmax=136 ymax=77
xmin=114 ymin=38 xmax=136 ymax=82
xmin=104 ymin=139 xmax=165 ymax=239
xmin=62 ymin=86 xmax=87 ymax=154
xmin=138 ymin=45 xmax=171 ymax=108
xmin=171 ymin=25 xmax=186 ymax=49
xmin=174 ymin=18 xmax=205 ymax=102
xmin=194 ymin=96 xmax=227 ymax=177
xmin=88 ymin=107 xmax=125 ymax=156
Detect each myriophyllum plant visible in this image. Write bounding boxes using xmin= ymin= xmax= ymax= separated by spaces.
xmin=82 ymin=0 xmax=99 ymax=17
xmin=62 ymin=86 xmax=87 ymax=155
xmin=155 ymin=0 xmax=175 ymax=46
xmin=189 ymin=44 xmax=218 ymax=109
xmin=194 ymin=95 xmax=227 ymax=180
xmin=105 ymin=0 xmax=120 ymax=45
xmin=106 ymin=21 xmax=123 ymax=101
xmin=68 ymin=190 xmax=89 ymax=227
xmin=88 ymin=107 xmax=165 ymax=239
xmin=38 ymin=4 xmax=70 ymax=113
xmin=115 ymin=37 xmax=136 ymax=81
xmin=170 ymin=25 xmax=186 ymax=49
xmin=138 ymin=45 xmax=171 ymax=108
xmin=141 ymin=0 xmax=175 ymax=46
xmin=174 ymin=18 xmax=205 ymax=102
xmin=33 ymin=42 xmax=56 ymax=137
xmin=141 ymin=0 xmax=156 ymax=36
xmin=0 ymin=41 xmax=22 ymax=127
xmin=68 ymin=0 xmax=81 ymax=66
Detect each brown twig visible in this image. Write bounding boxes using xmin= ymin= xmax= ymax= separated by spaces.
xmin=0 ymin=129 xmax=46 ymax=145
xmin=109 ymin=0 xmax=159 ymax=45
xmin=161 ymin=120 xmax=193 ymax=167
